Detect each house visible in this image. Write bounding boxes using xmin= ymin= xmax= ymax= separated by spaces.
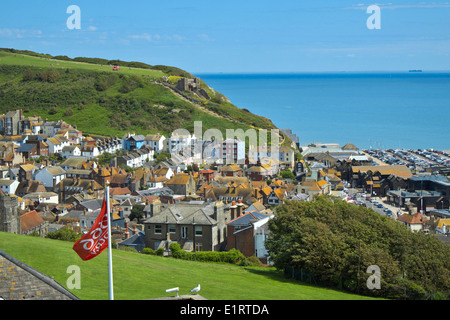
xmin=122 ymin=133 xmax=146 ymax=151
xmin=220 ymin=138 xmax=245 ymax=164
xmin=2 ymin=109 xmax=23 ymax=136
xmin=46 ymin=137 xmax=66 ymax=154
xmin=15 ymin=180 xmax=47 ymax=197
xmin=278 ymin=146 xmax=295 ymax=169
xmin=144 ymin=133 xmax=166 ymax=154
xmin=22 ymin=192 xmax=59 ymax=205
xmin=165 ymin=173 xmax=196 ymax=196
xmin=113 ymin=146 xmax=154 ymax=168
xmin=60 ymin=157 xmax=95 ymax=171
xmin=143 ymin=201 xmax=228 ymax=252
xmin=198 ymin=169 xmax=215 ymax=184
xmin=0 ymin=142 xmax=25 ymax=167
xmin=65 ymin=169 xmax=91 ymax=180
xmin=18 ymin=164 xmax=38 ymax=182
xmin=20 ymin=210 xmax=48 ymax=237
xmin=55 ymin=178 xmax=104 ymax=202
xmin=220 ymin=164 xmax=242 ymax=177
xmin=168 ymin=132 xmax=196 ymax=155
xmin=396 ymin=212 xmax=427 ymax=232
xmin=297 ymin=179 xmax=323 ymax=199
xmin=226 ymin=207 xmax=273 ymax=262
xmin=248 ymin=146 xmax=273 ymax=164
xmin=96 ymin=137 xmax=122 ymax=155
xmin=16 ymin=143 xmax=38 ymax=159
xmin=0 ymin=179 xmax=19 ymax=195
xmin=147 ymin=176 xmax=168 ymax=189
xmin=154 ymin=166 xmax=174 ymax=180
xmin=203 ymin=185 xmax=257 ymax=205
xmin=34 ymin=166 xmax=66 ymax=189
xmin=245 ymin=165 xmax=271 ymax=181
xmin=118 ymin=230 xmax=146 ymax=252
xmin=61 ymin=145 xmax=81 ymax=159
xmin=23 ymin=138 xmax=48 ymax=157
xmin=267 ymin=188 xmax=287 ymax=206
xmin=81 ymin=145 xmax=100 ymax=159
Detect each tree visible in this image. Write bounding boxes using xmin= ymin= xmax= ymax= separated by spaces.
xmin=281 ymin=169 xmax=294 ymax=180
xmin=45 ymin=228 xmax=80 ymax=242
xmin=129 ymin=204 xmax=145 ymax=222
xmin=266 ymin=196 xmax=450 ymax=299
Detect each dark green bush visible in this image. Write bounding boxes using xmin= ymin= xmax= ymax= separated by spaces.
xmin=169 ymin=243 xmax=246 ymax=265
xmin=143 ymin=248 xmax=156 ymax=255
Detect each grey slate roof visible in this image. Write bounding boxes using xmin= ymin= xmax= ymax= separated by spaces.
xmin=227 ymin=211 xmax=270 ymax=227
xmin=0 ymin=250 xmax=79 ymax=300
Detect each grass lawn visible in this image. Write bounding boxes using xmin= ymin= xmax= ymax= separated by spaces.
xmin=0 ymin=232 xmax=379 ymax=300
xmin=0 ymin=51 xmax=165 ymax=79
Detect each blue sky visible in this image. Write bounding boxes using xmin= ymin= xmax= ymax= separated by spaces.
xmin=1 ymin=1 xmax=450 ymax=73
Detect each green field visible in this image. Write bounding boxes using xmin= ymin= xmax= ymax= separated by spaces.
xmin=0 ymin=232 xmax=378 ymax=300
xmin=0 ymin=51 xmax=165 ymax=79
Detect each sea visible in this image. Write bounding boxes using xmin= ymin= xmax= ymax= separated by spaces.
xmin=196 ymin=72 xmax=450 ymax=151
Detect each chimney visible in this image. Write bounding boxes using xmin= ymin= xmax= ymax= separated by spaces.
xmin=124 ymin=222 xmax=129 ymax=239
xmin=230 ymin=201 xmax=237 ymax=220
xmin=237 ymin=199 xmax=243 ymax=217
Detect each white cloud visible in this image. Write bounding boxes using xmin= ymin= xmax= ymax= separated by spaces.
xmin=129 ymin=33 xmax=187 ymax=42
xmin=0 ymin=28 xmax=43 ymax=38
xmin=130 ymin=33 xmax=153 ymax=42
xmin=198 ymin=34 xmax=213 ymax=41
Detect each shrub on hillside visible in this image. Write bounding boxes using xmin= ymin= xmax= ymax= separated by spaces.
xmin=169 ymin=242 xmax=247 ymax=265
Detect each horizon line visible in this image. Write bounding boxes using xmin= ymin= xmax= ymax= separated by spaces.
xmin=194 ymin=70 xmax=450 ymax=75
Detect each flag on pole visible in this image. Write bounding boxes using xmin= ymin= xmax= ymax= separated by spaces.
xmin=73 ymin=198 xmax=110 ymax=261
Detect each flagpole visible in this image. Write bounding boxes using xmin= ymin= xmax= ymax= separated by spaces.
xmin=106 ymin=181 xmax=114 ymax=300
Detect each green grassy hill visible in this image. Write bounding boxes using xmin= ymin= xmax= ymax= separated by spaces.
xmin=0 ymin=48 xmax=277 ymax=138
xmin=0 ymin=232 xmax=377 ymax=300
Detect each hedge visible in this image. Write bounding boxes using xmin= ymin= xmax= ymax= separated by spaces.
xmin=168 ymin=242 xmax=256 ymax=266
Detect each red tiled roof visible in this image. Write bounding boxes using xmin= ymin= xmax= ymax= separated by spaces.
xmin=21 ymin=210 xmax=45 ymax=233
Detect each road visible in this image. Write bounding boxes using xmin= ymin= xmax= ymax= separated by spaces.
xmin=343 ymin=188 xmax=406 ymax=219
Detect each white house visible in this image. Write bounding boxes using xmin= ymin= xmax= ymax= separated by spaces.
xmin=61 ymin=145 xmax=82 ymax=159
xmin=81 ymin=145 xmax=100 ymax=159
xmin=0 ymin=179 xmax=19 ymax=195
xmin=47 ymin=136 xmax=70 ymax=154
xmin=144 ymin=133 xmax=166 ymax=154
xmin=23 ymin=192 xmax=59 ymax=204
xmin=169 ymin=132 xmax=196 ymax=155
xmin=34 ymin=166 xmax=66 ymax=188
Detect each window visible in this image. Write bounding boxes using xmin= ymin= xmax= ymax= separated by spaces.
xmin=195 ymin=226 xmax=203 ymax=237
xmin=168 ymin=224 xmax=176 ymax=234
xmin=181 ymin=226 xmax=188 ymax=239
xmin=154 ymin=225 xmax=162 ymax=234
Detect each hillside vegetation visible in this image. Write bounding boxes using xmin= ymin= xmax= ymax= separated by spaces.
xmin=0 ymin=231 xmax=377 ymax=300
xmin=0 ymin=48 xmax=276 ymax=138
xmin=267 ymin=197 xmax=450 ymax=300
